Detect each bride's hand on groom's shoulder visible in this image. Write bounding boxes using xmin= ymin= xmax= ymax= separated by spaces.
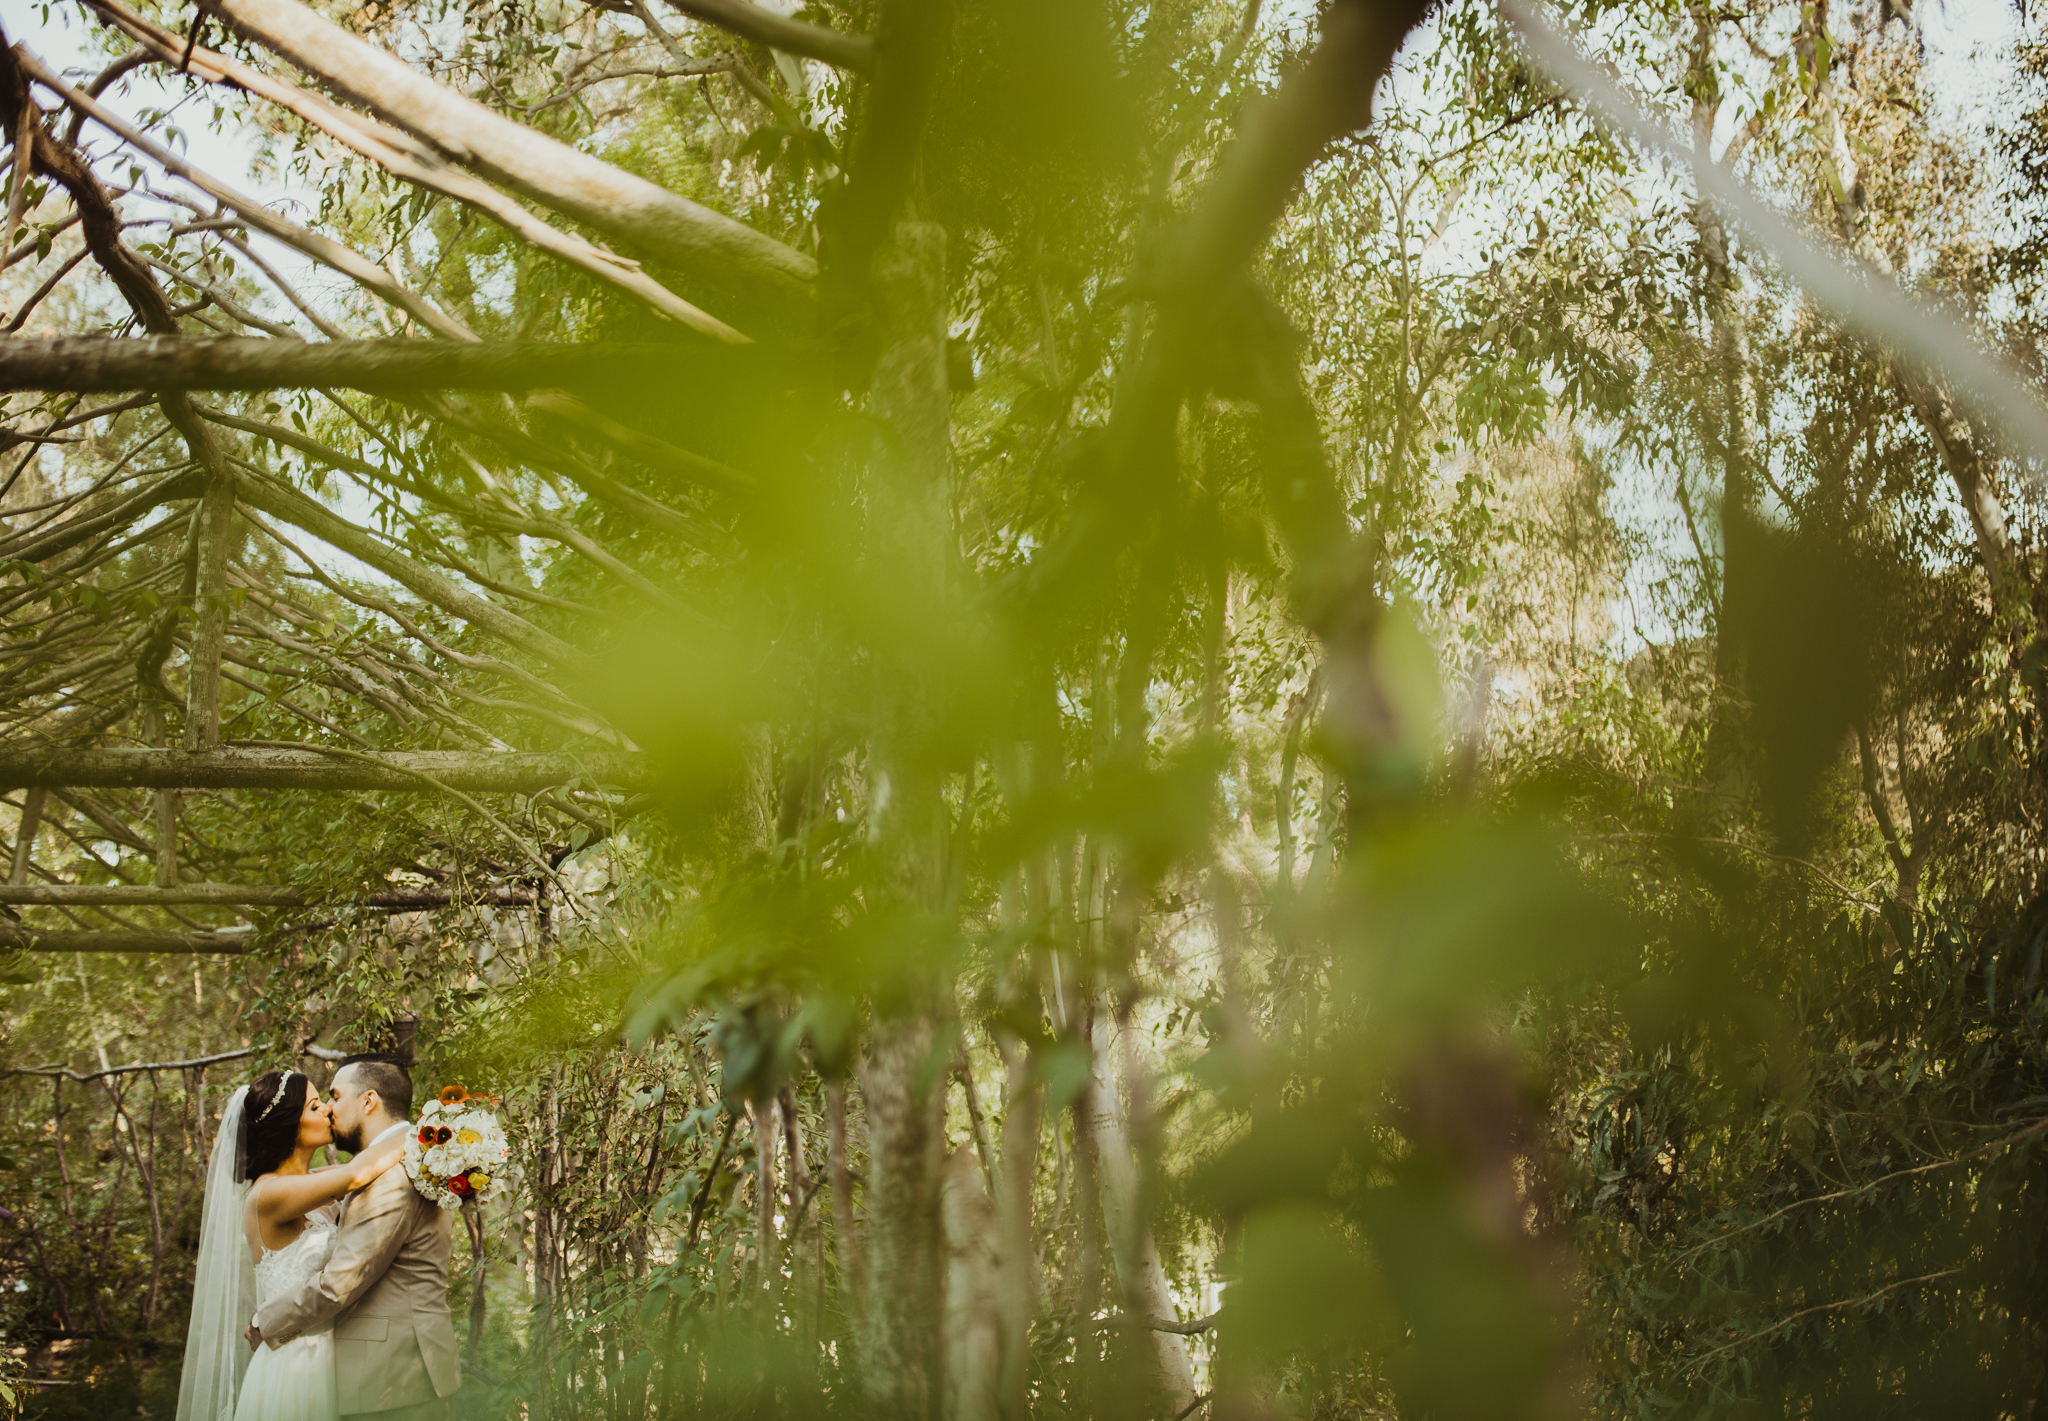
xmin=342 ymin=1140 xmax=404 ymax=1192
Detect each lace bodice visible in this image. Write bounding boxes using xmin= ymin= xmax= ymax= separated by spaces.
xmin=253 ymin=1212 xmax=335 ymax=1309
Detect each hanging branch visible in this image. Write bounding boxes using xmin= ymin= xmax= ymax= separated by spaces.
xmin=415 ymin=391 xmax=740 ymax=549
xmin=0 ymin=466 xmax=205 ymax=564
xmin=227 ymin=564 xmax=624 ymax=745
xmin=1499 ymin=0 xmax=2048 ymax=464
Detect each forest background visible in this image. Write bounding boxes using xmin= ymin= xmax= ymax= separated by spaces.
xmin=1 ymin=0 xmax=2046 ymax=1416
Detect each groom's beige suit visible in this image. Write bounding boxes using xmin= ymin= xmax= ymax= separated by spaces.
xmin=257 ymin=1121 xmax=462 ymax=1419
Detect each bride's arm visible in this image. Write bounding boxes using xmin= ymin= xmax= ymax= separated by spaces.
xmin=251 ymin=1142 xmax=402 ymax=1225
xmin=315 ymin=1142 xmax=406 ymax=1190
xmin=256 ymin=1165 xmax=418 ymax=1346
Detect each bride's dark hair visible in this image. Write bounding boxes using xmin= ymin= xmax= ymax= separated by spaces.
xmin=236 ymin=1070 xmax=310 ymax=1182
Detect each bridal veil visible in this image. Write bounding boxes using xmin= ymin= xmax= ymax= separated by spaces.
xmin=176 ymin=1085 xmax=256 ymax=1421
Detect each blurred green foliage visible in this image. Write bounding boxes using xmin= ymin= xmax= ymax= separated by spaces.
xmin=3 ymin=0 xmax=2048 ymax=1418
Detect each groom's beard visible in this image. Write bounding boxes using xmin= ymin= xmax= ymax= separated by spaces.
xmin=333 ymin=1122 xmax=365 ymax=1154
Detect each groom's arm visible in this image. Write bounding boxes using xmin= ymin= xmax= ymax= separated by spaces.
xmin=255 ymin=1169 xmax=414 ymax=1346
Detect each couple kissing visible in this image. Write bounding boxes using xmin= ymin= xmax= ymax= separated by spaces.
xmin=176 ymin=1054 xmax=462 ymax=1421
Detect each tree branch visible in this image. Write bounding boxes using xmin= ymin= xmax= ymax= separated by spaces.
xmin=0 ymin=746 xmax=646 ymax=791
xmin=13 ymin=43 xmax=474 ymax=341
xmin=0 ymin=334 xmax=684 ymax=394
xmin=0 ymin=882 xmax=538 ymax=906
xmin=0 ymin=925 xmax=253 ymax=953
xmin=655 ymin=0 xmax=872 ymax=72
xmin=194 ymin=0 xmax=815 ymax=306
xmin=89 ymin=0 xmax=747 ymax=342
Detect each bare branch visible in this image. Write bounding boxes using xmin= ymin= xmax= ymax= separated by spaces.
xmin=0 ymin=1047 xmax=262 ymax=1079
xmin=0 ymin=745 xmax=646 ymax=791
xmin=655 ymin=0 xmax=873 ymax=73
xmin=0 ymin=334 xmax=687 ymax=394
xmin=0 ymin=925 xmax=254 ymax=953
xmin=0 ymin=882 xmax=539 ymax=907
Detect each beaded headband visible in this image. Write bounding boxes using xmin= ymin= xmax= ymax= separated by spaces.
xmin=251 ymin=1071 xmax=300 ymax=1127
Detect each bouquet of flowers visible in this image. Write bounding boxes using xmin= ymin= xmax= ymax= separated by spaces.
xmin=402 ymin=1086 xmax=511 ymax=1212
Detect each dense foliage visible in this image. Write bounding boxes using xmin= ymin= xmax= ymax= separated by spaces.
xmin=2 ymin=0 xmax=2046 ymax=1417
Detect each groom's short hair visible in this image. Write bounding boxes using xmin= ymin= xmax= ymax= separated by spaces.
xmin=339 ymin=1053 xmax=414 ymax=1120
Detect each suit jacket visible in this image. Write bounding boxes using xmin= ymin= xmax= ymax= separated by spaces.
xmin=256 ymin=1130 xmax=462 ymax=1416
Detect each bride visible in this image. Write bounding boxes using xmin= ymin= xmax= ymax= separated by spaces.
xmin=175 ymin=1069 xmax=402 ymax=1421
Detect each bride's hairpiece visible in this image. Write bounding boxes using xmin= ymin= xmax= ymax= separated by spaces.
xmin=251 ymin=1070 xmax=300 ymax=1126
xmin=235 ymin=1070 xmax=306 ymax=1183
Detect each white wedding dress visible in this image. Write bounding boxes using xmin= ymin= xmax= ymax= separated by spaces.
xmin=234 ymin=1209 xmax=341 ymax=1421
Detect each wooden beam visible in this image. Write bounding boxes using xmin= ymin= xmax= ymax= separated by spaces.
xmin=141 ymin=703 xmax=179 ymax=888
xmin=0 ymin=926 xmax=253 ymax=953
xmin=7 ymin=787 xmax=45 ymax=884
xmin=0 ymin=336 xmax=687 ymax=394
xmin=154 ymin=785 xmax=179 ymax=887
xmin=0 ymin=747 xmax=646 ymax=792
xmin=0 ymin=883 xmax=538 ymax=907
xmin=182 ymin=465 xmax=238 ymax=753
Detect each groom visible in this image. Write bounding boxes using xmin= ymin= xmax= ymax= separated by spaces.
xmin=253 ymin=1053 xmax=462 ymax=1419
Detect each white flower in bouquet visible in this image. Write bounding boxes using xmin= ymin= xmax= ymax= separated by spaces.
xmin=401 ymin=1086 xmax=512 ymax=1212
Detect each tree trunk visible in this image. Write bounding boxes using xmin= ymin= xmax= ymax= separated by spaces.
xmin=941 ymin=1150 xmax=1002 ymax=1421
xmin=994 ymin=1039 xmax=1043 ymax=1421
xmin=753 ymin=1100 xmax=781 ymax=1300
xmin=1079 ymin=1013 xmax=1198 ymax=1414
xmin=861 ymin=1021 xmax=947 ymax=1419
xmin=859 ymin=217 xmax=955 ymax=1419
xmin=827 ymin=1079 xmax=865 ymax=1338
